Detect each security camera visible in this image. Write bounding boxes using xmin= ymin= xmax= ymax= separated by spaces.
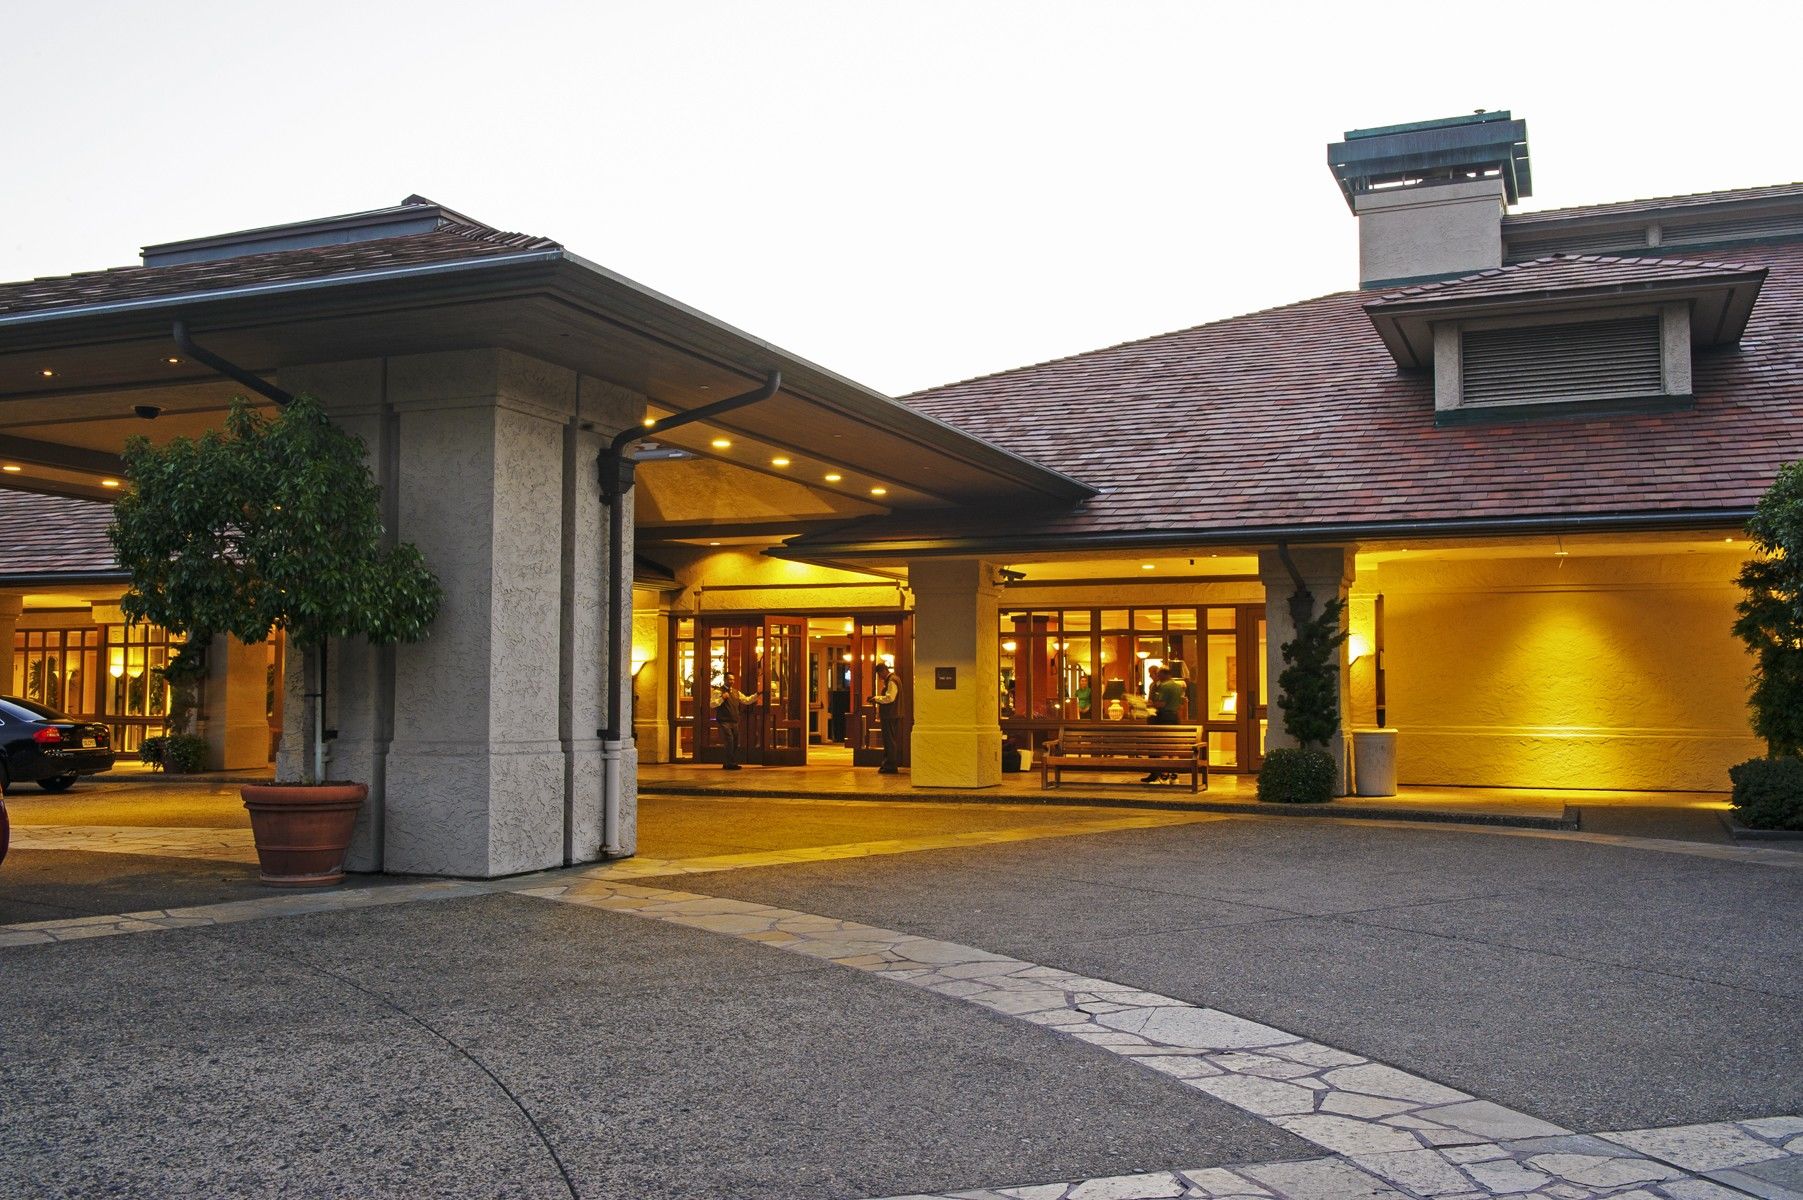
xmin=133 ymin=405 xmax=162 ymax=420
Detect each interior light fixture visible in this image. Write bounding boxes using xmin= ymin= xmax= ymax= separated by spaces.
xmin=642 ymin=417 xmax=656 ymax=428
xmin=1 ymin=465 xmax=19 ymax=473
xmin=165 ymin=357 xmax=181 ymax=365
xmin=100 ymin=479 xmax=121 ymax=489
xmin=869 ymin=486 xmax=887 ymax=496
xmin=1554 ymin=536 xmax=1570 ymax=558
xmin=39 ymin=369 xmax=54 ymax=378
xmin=823 ymin=472 xmax=843 ymax=483
xmin=771 ymin=456 xmax=791 ymax=467
xmin=1348 ymin=633 xmax=1369 ymax=663
xmin=1002 ymin=640 xmax=1017 ymax=653
xmin=707 ymin=540 xmax=721 ymax=546
xmin=1140 ymin=563 xmax=1156 ymax=570
xmin=710 ymin=437 xmax=732 ymax=449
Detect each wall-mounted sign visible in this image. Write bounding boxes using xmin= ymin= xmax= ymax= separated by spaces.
xmin=935 ymin=666 xmax=957 ymax=690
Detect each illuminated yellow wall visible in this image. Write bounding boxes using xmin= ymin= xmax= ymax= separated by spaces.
xmin=1374 ymin=552 xmax=1757 ymax=792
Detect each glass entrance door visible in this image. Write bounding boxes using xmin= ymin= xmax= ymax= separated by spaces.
xmin=698 ymin=619 xmax=763 ymax=764
xmin=849 ymin=615 xmax=911 ymax=768
xmin=761 ymin=615 xmax=807 ymax=766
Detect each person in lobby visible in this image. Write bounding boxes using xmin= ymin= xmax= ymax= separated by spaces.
xmin=1143 ymin=664 xmax=1184 ymax=783
xmin=870 ymin=661 xmax=902 ymax=774
xmin=714 ymin=671 xmax=757 ymax=770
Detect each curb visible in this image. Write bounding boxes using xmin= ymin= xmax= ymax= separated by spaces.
xmin=1719 ymin=811 xmax=1803 ymax=841
xmin=638 ymin=784 xmax=1577 ymax=831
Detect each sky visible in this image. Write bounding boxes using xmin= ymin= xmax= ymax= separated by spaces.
xmin=3 ymin=0 xmax=1798 ymax=396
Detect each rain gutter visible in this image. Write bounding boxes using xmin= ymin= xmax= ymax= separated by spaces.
xmin=775 ymin=508 xmax=1758 ymax=560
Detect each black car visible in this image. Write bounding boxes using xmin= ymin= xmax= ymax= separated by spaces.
xmin=0 ymin=696 xmax=115 ymax=793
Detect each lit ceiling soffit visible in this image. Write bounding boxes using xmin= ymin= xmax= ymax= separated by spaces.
xmin=0 ymin=246 xmax=1095 ymax=510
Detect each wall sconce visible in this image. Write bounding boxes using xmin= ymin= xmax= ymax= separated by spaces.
xmin=1348 ymin=633 xmax=1369 ymax=663
xmin=630 ymin=655 xmax=652 ymax=678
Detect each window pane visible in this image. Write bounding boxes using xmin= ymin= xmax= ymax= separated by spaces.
xmin=1061 ymin=609 xmax=1091 ymax=631
xmin=1100 ymin=608 xmax=1130 ymax=631
xmin=1166 ymin=608 xmax=1198 ymax=631
xmin=1209 ymin=730 xmax=1239 ymax=770
xmin=1208 ymin=607 xmax=1238 ymax=631
xmin=1134 ymin=609 xmax=1164 ymax=631
xmin=1207 ymin=633 xmax=1239 ymax=720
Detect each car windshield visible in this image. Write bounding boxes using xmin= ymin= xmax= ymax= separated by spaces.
xmin=0 ymin=696 xmax=74 ymax=723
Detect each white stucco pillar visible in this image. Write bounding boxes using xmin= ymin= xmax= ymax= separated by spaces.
xmin=0 ymin=593 xmax=22 ymax=692
xmin=1257 ymin=546 xmax=1355 ymax=793
xmin=204 ymin=634 xmax=270 ymax=770
xmin=907 ymin=558 xmax=1002 ymax=788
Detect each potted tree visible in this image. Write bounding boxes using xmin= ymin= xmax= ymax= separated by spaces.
xmin=109 ymin=396 xmax=441 ymax=885
xmin=1257 ymin=591 xmax=1348 ymax=804
xmin=1730 ymin=460 xmax=1803 ymax=832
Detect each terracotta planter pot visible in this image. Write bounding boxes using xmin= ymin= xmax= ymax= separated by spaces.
xmin=241 ymin=782 xmax=367 ymax=887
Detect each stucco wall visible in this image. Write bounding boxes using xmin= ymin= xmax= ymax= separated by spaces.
xmin=1373 ymin=551 xmax=1756 ymax=792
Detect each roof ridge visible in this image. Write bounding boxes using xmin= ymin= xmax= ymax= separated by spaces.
xmin=902 ymin=288 xmax=1363 ymax=401
xmin=1507 ymin=181 xmax=1803 ymax=223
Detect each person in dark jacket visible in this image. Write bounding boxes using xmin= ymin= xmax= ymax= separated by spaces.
xmin=870 ymin=662 xmax=901 ymax=774
xmin=714 ymin=672 xmax=756 ymax=769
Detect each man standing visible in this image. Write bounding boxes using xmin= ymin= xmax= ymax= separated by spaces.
xmin=714 ymin=671 xmax=756 ymax=770
xmin=1143 ymin=665 xmax=1184 ymax=783
xmin=871 ymin=661 xmax=901 ymax=774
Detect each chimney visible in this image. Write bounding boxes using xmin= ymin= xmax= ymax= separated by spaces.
xmin=1328 ymin=112 xmax=1531 ymax=289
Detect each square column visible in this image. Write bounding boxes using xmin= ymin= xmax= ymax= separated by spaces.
xmin=0 ymin=594 xmax=21 ymax=691
xmin=907 ymin=558 xmax=1002 ymax=788
xmin=203 ymin=634 xmax=271 ymax=770
xmin=1257 ymin=546 xmax=1355 ymax=792
xmin=281 ymin=350 xmax=644 ymax=878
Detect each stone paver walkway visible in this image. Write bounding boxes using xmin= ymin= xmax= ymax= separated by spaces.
xmin=524 ymin=877 xmax=1802 ymax=1200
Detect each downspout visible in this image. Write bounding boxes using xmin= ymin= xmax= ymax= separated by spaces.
xmin=597 ymin=370 xmax=781 ymax=856
xmin=172 ymin=320 xmax=295 ymax=407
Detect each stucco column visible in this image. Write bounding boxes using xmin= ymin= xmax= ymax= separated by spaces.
xmin=204 ymin=634 xmax=270 ymax=770
xmin=0 ymin=593 xmax=22 ymax=692
xmin=907 ymin=558 xmax=1002 ymax=788
xmin=1257 ymin=546 xmax=1355 ymax=792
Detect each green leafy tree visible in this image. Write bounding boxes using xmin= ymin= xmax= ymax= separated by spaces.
xmin=1735 ymin=460 xmax=1803 ymax=757
xmin=109 ymin=396 xmax=441 ymax=784
xmin=1276 ymin=593 xmax=1348 ymax=752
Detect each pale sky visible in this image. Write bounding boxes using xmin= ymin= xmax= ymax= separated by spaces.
xmin=3 ymin=0 xmax=1797 ymax=395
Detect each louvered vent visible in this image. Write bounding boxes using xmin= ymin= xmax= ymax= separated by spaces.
xmin=1462 ymin=317 xmax=1662 ymax=406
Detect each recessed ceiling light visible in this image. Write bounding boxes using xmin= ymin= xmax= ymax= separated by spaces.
xmin=101 ymin=479 xmax=121 ymax=489
xmin=165 ymin=357 xmax=181 ymax=365
xmin=39 ymin=369 xmax=54 ymax=378
xmin=823 ymin=472 xmax=843 ymax=483
xmin=642 ymin=417 xmax=656 ymax=428
xmin=710 ymin=438 xmax=732 ymax=449
xmin=1 ymin=465 xmax=20 ymax=473
xmin=869 ymin=486 xmax=887 ymax=496
xmin=1141 ymin=563 xmax=1156 ymax=570
xmin=771 ymin=456 xmax=791 ymax=467
xmin=707 ymin=540 xmax=721 ymax=546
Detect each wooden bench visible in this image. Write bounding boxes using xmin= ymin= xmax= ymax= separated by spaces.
xmin=1039 ymin=725 xmax=1207 ymax=792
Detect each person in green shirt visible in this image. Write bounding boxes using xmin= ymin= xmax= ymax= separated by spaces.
xmin=1143 ymin=665 xmax=1184 ymax=782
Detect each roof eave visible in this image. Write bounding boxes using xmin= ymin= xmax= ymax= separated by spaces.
xmin=777 ymin=508 xmax=1757 ymax=562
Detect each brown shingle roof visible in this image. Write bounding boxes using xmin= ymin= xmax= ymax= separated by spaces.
xmin=827 ymin=239 xmax=1803 ymax=549
xmin=1368 ymin=253 xmax=1758 ymax=305
xmin=0 ymin=491 xmax=121 ymax=577
xmin=0 ymin=222 xmax=561 ymax=318
xmin=1505 ymin=182 xmax=1803 ymax=227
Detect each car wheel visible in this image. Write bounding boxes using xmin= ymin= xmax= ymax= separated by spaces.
xmin=36 ymin=774 xmax=77 ymax=793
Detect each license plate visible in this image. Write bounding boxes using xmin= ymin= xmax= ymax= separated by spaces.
xmin=82 ymin=738 xmax=96 ymax=748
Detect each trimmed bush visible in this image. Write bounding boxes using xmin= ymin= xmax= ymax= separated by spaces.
xmin=1257 ymin=746 xmax=1336 ymax=805
xmin=1728 ymin=756 xmax=1803 ymax=830
xmin=139 ymin=733 xmax=209 ymax=774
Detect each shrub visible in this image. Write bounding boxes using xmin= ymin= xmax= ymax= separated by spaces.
xmin=161 ymin=734 xmax=209 ymax=774
xmin=1258 ymin=747 xmax=1336 ymax=805
xmin=1276 ymin=594 xmax=1348 ymax=752
xmin=138 ymin=736 xmax=167 ymax=769
xmin=138 ymin=733 xmax=208 ymax=773
xmin=1735 ymin=460 xmax=1803 ymax=757
xmin=1728 ymin=757 xmax=1803 ymax=830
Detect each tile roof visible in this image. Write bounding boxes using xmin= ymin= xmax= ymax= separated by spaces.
xmin=0 ymin=491 xmax=121 ymax=577
xmin=840 ymin=238 xmax=1803 ymax=548
xmin=0 ymin=222 xmax=560 ymax=318
xmin=1504 ymin=182 xmax=1803 ymax=227
xmin=1368 ymin=253 xmax=1758 ymax=305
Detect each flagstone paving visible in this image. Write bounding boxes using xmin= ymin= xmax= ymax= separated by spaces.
xmin=525 ymin=878 xmax=1803 ymax=1200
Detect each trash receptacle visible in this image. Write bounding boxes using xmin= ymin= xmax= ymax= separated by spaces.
xmin=1352 ymin=728 xmax=1398 ymax=797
